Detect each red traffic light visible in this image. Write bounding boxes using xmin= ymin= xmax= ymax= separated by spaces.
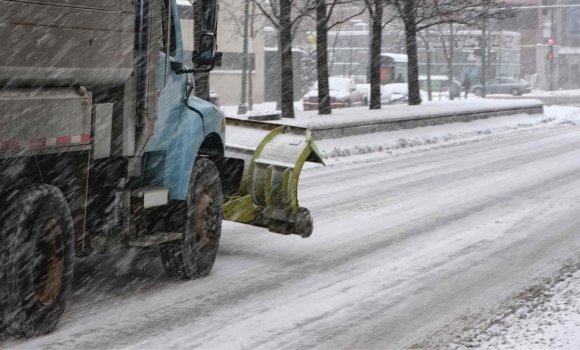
xmin=548 ymin=39 xmax=555 ymax=46
xmin=548 ymin=53 xmax=554 ymax=60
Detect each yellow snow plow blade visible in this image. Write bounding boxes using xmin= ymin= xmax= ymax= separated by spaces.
xmin=224 ymin=118 xmax=325 ymax=238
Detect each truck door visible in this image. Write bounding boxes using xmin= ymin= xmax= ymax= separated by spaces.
xmin=151 ymin=0 xmax=187 ymax=151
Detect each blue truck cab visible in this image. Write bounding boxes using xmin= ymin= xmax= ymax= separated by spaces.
xmin=145 ymin=0 xmax=227 ymax=200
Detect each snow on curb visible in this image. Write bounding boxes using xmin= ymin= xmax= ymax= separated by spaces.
xmin=289 ymin=99 xmax=544 ymax=130
xmin=226 ymin=104 xmax=580 ymax=170
xmin=315 ymin=105 xmax=580 ymax=167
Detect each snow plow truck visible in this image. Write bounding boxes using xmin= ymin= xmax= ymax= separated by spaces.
xmin=0 ymin=0 xmax=324 ymax=337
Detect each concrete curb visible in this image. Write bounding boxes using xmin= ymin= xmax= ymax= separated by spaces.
xmin=226 ymin=100 xmax=545 ymax=141
xmin=310 ymin=104 xmax=544 ymax=140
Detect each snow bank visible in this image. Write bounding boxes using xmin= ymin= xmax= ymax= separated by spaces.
xmin=441 ymin=260 xmax=580 ymax=350
xmin=316 ymin=105 xmax=580 ymax=166
xmin=529 ymin=89 xmax=580 ymax=97
xmin=226 ymin=105 xmax=580 ymax=169
xmin=479 ymin=270 xmax=580 ymax=349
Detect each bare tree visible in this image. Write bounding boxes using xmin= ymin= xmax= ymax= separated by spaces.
xmin=439 ymin=23 xmax=455 ymax=100
xmin=364 ymin=1 xmax=398 ymax=110
xmin=437 ymin=23 xmax=474 ymax=100
xmin=364 ymin=0 xmax=383 ymax=109
xmin=315 ymin=0 xmax=366 ymax=115
xmin=252 ymin=0 xmax=315 ymax=118
xmin=194 ymin=1 xmax=210 ymax=101
xmin=366 ymin=0 xmax=383 ymax=109
xmin=387 ymin=0 xmax=512 ymax=105
xmin=327 ymin=23 xmax=342 ymax=76
xmin=417 ymin=29 xmax=433 ymax=101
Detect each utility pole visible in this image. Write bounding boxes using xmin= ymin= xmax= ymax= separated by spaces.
xmin=550 ymin=7 xmax=554 ymax=91
xmin=481 ymin=20 xmax=487 ymax=98
xmin=367 ymin=12 xmax=372 ymax=84
xmin=548 ymin=38 xmax=555 ymax=91
xmin=248 ymin=2 xmax=255 ymax=111
xmin=238 ymin=0 xmax=250 ymax=115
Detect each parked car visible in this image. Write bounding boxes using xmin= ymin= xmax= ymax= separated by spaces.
xmin=380 ymin=84 xmax=429 ymax=104
xmin=303 ymin=78 xmax=365 ymax=110
xmin=471 ymin=78 xmax=531 ymax=96
xmin=381 ymin=83 xmax=409 ymax=104
xmin=356 ymin=83 xmax=370 ymax=106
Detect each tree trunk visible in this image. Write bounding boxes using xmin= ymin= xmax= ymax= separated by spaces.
xmin=369 ymin=1 xmax=383 ymax=110
xmin=426 ymin=48 xmax=433 ymax=101
xmin=316 ymin=0 xmax=332 ymax=115
xmin=249 ymin=2 xmax=256 ymax=110
xmin=279 ymin=0 xmax=295 ymax=118
xmin=194 ymin=1 xmax=209 ymax=101
xmin=239 ymin=0 xmax=250 ymax=111
xmin=419 ymin=30 xmax=433 ymax=101
xmin=248 ymin=54 xmax=254 ymax=110
xmin=328 ymin=24 xmax=341 ymax=77
xmin=481 ymin=21 xmax=487 ymax=98
xmin=404 ymin=17 xmax=421 ymax=105
xmin=448 ymin=24 xmax=455 ymax=101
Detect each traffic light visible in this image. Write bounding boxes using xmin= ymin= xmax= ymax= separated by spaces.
xmin=548 ymin=39 xmax=555 ymax=61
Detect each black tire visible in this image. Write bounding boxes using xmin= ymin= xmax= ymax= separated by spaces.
xmin=511 ymin=88 xmax=521 ymax=96
xmin=294 ymin=207 xmax=314 ymax=239
xmin=1 ymin=185 xmax=75 ymax=337
xmin=0 ymin=189 xmax=14 ymax=334
xmin=473 ymin=88 xmax=482 ymax=96
xmin=160 ymin=158 xmax=223 ymax=279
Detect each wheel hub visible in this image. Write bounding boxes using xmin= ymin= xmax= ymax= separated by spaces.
xmin=194 ymin=189 xmax=217 ymax=256
xmin=33 ymin=219 xmax=65 ymax=306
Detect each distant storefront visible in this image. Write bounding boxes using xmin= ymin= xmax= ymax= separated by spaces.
xmin=323 ymin=28 xmax=522 ymax=84
xmin=417 ymin=31 xmax=522 ymax=82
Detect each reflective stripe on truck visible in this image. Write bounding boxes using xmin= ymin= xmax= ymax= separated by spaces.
xmin=0 ymin=135 xmax=91 ymax=151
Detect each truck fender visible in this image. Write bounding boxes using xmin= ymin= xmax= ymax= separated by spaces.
xmin=164 ymin=108 xmax=206 ymax=200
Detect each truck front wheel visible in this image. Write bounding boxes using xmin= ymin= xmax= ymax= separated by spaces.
xmin=160 ymin=158 xmax=223 ymax=279
xmin=1 ymin=185 xmax=75 ymax=337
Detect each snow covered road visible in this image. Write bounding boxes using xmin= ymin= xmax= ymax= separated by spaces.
xmin=5 ymin=125 xmax=580 ymax=349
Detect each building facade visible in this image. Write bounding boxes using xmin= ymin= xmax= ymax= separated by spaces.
xmin=179 ymin=0 xmax=266 ymax=106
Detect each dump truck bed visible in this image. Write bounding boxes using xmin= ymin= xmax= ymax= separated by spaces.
xmin=0 ymin=0 xmax=135 ymax=88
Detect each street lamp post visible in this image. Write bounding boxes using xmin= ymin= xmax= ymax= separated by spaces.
xmin=481 ymin=20 xmax=488 ymax=98
xmin=548 ymin=38 xmax=555 ymax=91
xmin=238 ymin=0 xmax=250 ymax=115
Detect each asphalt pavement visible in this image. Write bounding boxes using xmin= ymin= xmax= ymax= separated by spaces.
xmin=4 ymin=125 xmax=580 ymax=349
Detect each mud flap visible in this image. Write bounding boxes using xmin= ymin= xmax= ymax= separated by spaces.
xmin=214 ymin=157 xmax=245 ymax=196
xmin=223 ymin=122 xmax=324 ymax=238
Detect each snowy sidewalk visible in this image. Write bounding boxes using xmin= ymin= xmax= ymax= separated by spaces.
xmin=488 ymin=90 xmax=580 ymax=106
xmin=225 ymin=99 xmax=544 ymax=140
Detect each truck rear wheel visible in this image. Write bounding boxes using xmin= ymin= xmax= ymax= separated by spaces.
xmin=1 ymin=185 xmax=75 ymax=337
xmin=160 ymin=158 xmax=223 ymax=279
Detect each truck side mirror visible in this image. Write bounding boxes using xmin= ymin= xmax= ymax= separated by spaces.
xmin=200 ymin=0 xmax=218 ymax=33
xmin=193 ymin=34 xmax=216 ymax=68
xmin=175 ymin=35 xmax=219 ymax=74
